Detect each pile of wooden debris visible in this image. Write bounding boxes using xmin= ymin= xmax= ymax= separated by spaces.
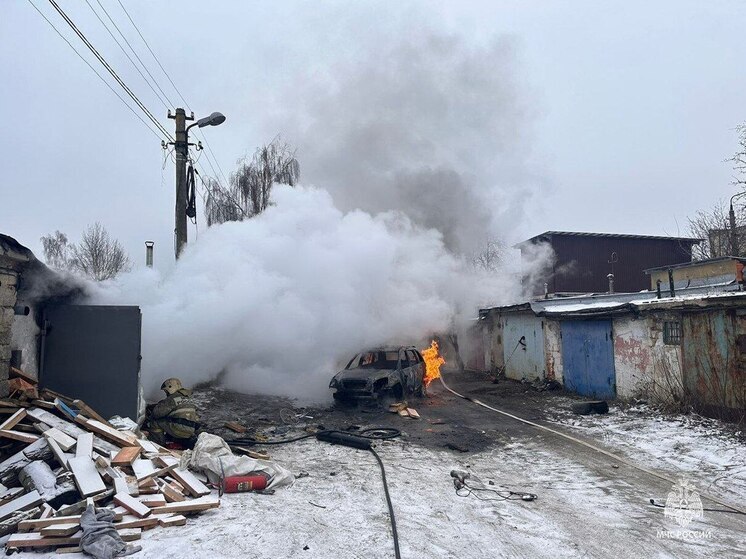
xmin=0 ymin=371 xmax=219 ymax=554
xmin=388 ymin=402 xmax=420 ymax=419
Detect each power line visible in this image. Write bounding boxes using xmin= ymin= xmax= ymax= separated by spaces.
xmin=113 ymin=0 xmax=231 ymax=187
xmin=83 ymin=0 xmax=171 ymax=112
xmin=46 ymin=0 xmax=172 ymax=141
xmin=115 ymin=0 xmax=189 ymax=108
xmin=25 ymin=0 xmax=163 ymax=141
xmin=93 ymin=0 xmax=176 ymax=109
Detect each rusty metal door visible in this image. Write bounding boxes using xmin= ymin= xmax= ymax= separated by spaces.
xmin=682 ymin=310 xmax=745 ymax=413
xmin=41 ymin=305 xmax=142 ymax=420
xmin=560 ymin=319 xmax=616 ymax=399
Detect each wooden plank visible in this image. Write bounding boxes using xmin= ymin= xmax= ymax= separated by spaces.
xmin=139 ymin=494 xmax=166 ymax=508
xmin=54 ymin=399 xmax=78 ymax=422
xmin=0 ymin=490 xmax=43 ymax=521
xmin=75 ymin=433 xmax=93 ymax=459
xmin=82 ymin=419 xmax=138 ymax=448
xmin=26 ymin=408 xmax=118 ymax=455
xmin=158 ymin=480 xmax=185 ymax=503
xmin=18 ymin=514 xmax=81 ymax=532
xmin=112 ymin=446 xmax=140 ymax=466
xmin=38 ymin=503 xmax=54 ymax=519
xmin=67 ymin=456 xmax=106 ymax=497
xmin=158 ymin=514 xmax=187 ymax=527
xmin=119 ymin=527 xmax=142 ymax=541
xmin=40 ymin=522 xmax=79 ymax=537
xmin=406 ymin=408 xmax=420 ymax=419
xmin=114 ymin=514 xmax=159 ymax=529
xmin=45 ymin=436 xmax=71 ymax=470
xmin=7 ymin=531 xmax=82 ymax=549
xmin=30 ymin=399 xmax=56 ymax=410
xmin=135 ymin=439 xmax=160 ymax=454
xmin=224 ymin=421 xmax=247 ymax=433
xmin=233 ymin=446 xmax=270 ymax=460
xmin=43 ymin=428 xmax=76 ymax=452
xmin=131 ymin=458 xmax=157 ymax=481
xmin=72 ymin=399 xmax=110 ymax=427
xmin=113 ymin=493 xmax=151 ymax=518
xmin=150 ymin=496 xmax=220 ymax=515
xmin=0 ymin=409 xmax=26 ymax=431
xmin=9 ymin=367 xmax=37 ymax=385
xmin=0 ymin=429 xmax=39 ymax=443
xmin=0 ymin=487 xmax=24 ymax=505
xmin=113 ymin=477 xmax=130 ymax=496
xmin=112 ymin=506 xmax=127 ymax=520
xmin=157 ymin=457 xmax=211 ymax=497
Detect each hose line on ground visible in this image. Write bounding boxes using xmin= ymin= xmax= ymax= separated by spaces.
xmin=439 ymin=373 xmax=746 ymax=516
xmin=226 ymin=426 xmax=403 ymax=558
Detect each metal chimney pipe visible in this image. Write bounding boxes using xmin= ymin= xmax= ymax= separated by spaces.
xmin=145 ymin=241 xmax=154 ymax=268
xmin=607 ymin=273 xmax=615 ymax=293
xmin=668 ymin=269 xmax=675 ymax=297
xmin=543 ymin=282 xmax=549 ymax=299
xmin=656 ymin=279 xmax=662 ymax=299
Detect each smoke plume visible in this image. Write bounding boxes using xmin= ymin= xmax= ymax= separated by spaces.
xmin=266 ymin=31 xmax=539 ymax=254
xmin=93 ymin=186 xmax=523 ymax=401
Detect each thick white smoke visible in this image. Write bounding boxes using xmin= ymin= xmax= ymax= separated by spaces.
xmin=93 ymin=185 xmax=520 ymax=402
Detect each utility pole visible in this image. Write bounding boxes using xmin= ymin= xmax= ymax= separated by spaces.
xmin=729 ymin=196 xmax=740 ymax=257
xmin=169 ymin=108 xmax=193 ymax=259
xmin=166 ymin=109 xmax=225 ymax=259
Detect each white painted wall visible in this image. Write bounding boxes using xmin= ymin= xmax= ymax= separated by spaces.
xmin=613 ymin=314 xmax=683 ymax=402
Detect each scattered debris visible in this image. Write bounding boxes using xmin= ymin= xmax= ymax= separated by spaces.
xmin=223 ymin=421 xmax=248 ymax=433
xmin=0 ymin=382 xmax=223 ymax=554
xmin=571 ymin=401 xmax=610 ymax=416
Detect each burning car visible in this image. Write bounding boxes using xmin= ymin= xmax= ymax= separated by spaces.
xmin=329 ymin=346 xmax=426 ymax=401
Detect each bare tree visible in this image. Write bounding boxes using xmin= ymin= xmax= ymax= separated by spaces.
xmin=40 ymin=230 xmax=72 ymax=270
xmin=205 ymin=139 xmax=300 ymax=225
xmin=687 ymin=199 xmax=746 ymax=259
xmin=66 ymin=223 xmax=130 ymax=281
xmin=471 ymin=239 xmax=507 ymax=272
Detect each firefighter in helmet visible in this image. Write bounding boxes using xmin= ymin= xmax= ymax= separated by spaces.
xmin=147 ymin=377 xmax=200 ymax=447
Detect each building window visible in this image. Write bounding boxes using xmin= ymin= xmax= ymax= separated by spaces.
xmin=663 ymin=321 xmax=682 ymax=345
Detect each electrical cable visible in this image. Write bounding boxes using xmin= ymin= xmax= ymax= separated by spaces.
xmin=114 ymin=0 xmax=230 ymax=187
xmin=25 ymin=0 xmax=163 ymax=141
xmin=83 ymin=0 xmax=171 ymax=111
xmin=226 ymin=427 xmax=401 ymax=446
xmin=93 ymin=0 xmax=175 ymax=109
xmin=46 ymin=0 xmax=172 ymax=141
xmin=439 ymin=373 xmax=746 ymax=516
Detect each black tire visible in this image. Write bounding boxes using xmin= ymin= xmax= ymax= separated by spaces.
xmin=571 ymin=400 xmax=609 ymax=415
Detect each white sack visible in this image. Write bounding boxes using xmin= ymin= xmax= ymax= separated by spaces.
xmin=184 ymin=432 xmax=294 ymax=490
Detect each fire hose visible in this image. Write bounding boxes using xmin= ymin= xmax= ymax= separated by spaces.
xmin=439 ymin=373 xmax=746 ymax=516
xmin=227 ymin=428 xmax=402 ymax=559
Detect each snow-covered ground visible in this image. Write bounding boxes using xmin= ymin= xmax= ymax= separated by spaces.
xmin=16 ymin=429 xmax=745 ymax=558
xmin=544 ymin=402 xmax=746 ymax=505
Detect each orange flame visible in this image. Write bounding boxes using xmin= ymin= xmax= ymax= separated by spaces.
xmin=421 ymin=340 xmax=445 ymax=387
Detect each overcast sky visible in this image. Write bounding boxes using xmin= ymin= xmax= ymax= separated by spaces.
xmin=2 ymin=1 xmax=746 ymax=269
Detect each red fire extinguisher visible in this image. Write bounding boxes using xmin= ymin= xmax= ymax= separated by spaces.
xmin=218 ymin=459 xmax=269 ymax=495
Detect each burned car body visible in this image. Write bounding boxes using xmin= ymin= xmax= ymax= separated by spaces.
xmin=329 ymin=346 xmax=426 ymax=401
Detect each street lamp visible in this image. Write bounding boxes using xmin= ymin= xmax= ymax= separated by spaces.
xmin=169 ymin=108 xmax=226 ymax=259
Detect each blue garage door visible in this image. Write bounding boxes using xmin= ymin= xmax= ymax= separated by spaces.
xmin=560 ymin=320 xmax=615 ymax=399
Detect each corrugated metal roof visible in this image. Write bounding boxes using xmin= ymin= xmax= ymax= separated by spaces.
xmin=514 ymin=231 xmax=702 ymax=249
